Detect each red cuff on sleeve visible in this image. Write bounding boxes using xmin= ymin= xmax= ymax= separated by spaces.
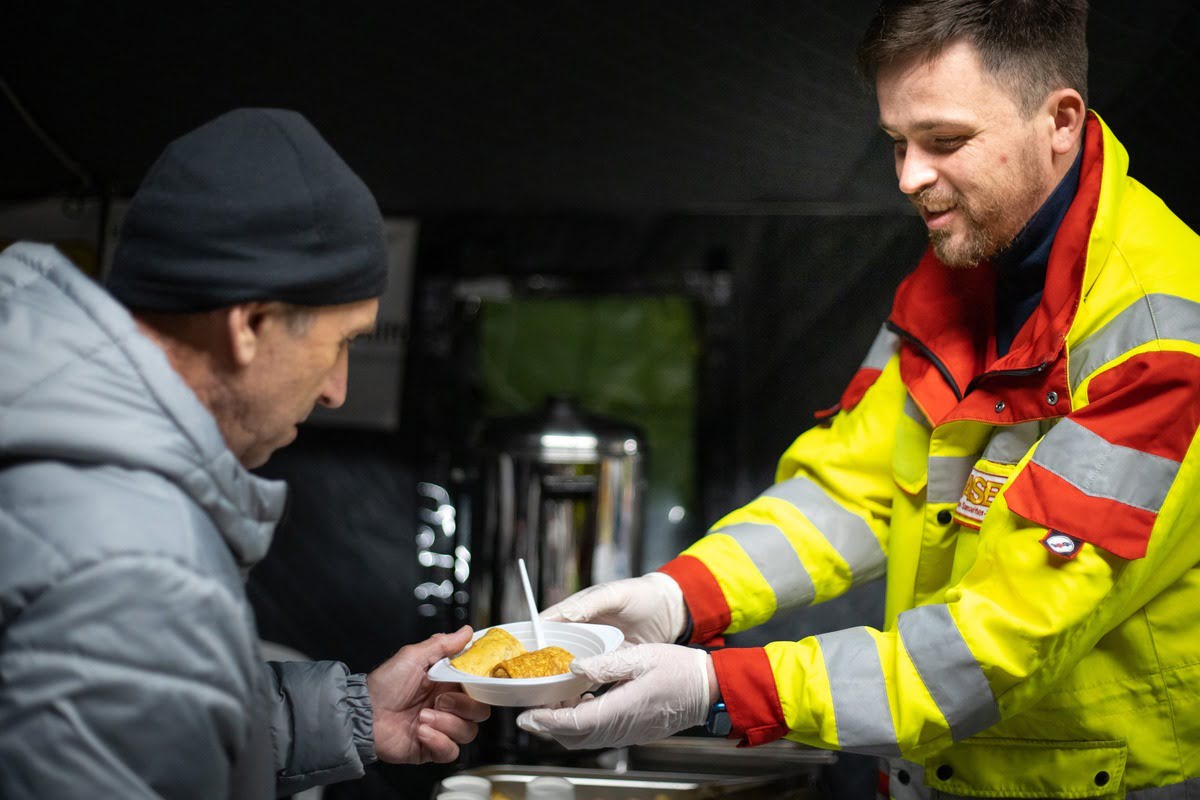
xmin=712 ymin=647 xmax=789 ymax=747
xmin=658 ymin=555 xmax=731 ymax=644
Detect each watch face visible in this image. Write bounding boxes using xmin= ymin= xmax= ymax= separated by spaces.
xmin=706 ymin=702 xmax=731 ymax=736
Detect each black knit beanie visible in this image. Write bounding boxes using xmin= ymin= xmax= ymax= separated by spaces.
xmin=106 ymin=108 xmax=388 ymax=311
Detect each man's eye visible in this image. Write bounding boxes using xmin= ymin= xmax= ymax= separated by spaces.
xmin=892 ymin=139 xmax=907 ymax=154
xmin=932 ymin=136 xmax=965 ymax=151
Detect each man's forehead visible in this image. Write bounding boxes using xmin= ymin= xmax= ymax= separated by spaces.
xmin=876 ymin=44 xmax=1004 ymax=133
xmin=344 ymin=299 xmax=380 ymax=335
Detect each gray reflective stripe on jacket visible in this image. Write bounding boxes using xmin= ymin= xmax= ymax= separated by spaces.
xmin=759 ymin=477 xmax=886 ymax=586
xmin=816 ymin=627 xmax=901 ymax=756
xmin=816 ymin=607 xmax=998 ymax=758
xmin=896 ymin=605 xmax=999 ymax=742
xmin=1070 ymin=293 xmax=1200 ymax=387
xmin=707 ymin=476 xmax=887 ymax=614
xmin=981 ymin=421 xmax=1042 ymax=465
xmin=1031 ymin=417 xmax=1180 ymax=513
xmin=0 ymin=243 xmax=374 ymax=798
xmin=863 ymin=324 xmax=902 ymax=371
xmin=707 ymin=521 xmax=817 ymax=609
xmin=927 ymin=454 xmax=979 ymax=505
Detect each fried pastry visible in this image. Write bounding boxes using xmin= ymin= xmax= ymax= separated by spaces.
xmin=490 ymin=645 xmax=574 ymax=678
xmin=450 ymin=628 xmax=526 ymax=676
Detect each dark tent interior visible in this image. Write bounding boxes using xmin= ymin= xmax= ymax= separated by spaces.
xmin=3 ymin=2 xmax=1198 ymax=798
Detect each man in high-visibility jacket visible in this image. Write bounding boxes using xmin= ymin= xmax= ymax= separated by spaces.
xmin=517 ymin=1 xmax=1200 ymax=797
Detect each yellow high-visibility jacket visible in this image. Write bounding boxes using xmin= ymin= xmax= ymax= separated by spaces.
xmin=659 ymin=113 xmax=1200 ymax=799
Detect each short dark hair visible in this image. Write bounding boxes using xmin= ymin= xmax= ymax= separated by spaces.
xmin=857 ymin=0 xmax=1089 ymax=116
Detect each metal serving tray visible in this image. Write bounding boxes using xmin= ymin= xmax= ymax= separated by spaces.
xmin=437 ymin=738 xmax=834 ymax=799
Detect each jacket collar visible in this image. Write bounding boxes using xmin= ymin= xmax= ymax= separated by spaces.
xmin=0 ymin=242 xmax=287 ymax=569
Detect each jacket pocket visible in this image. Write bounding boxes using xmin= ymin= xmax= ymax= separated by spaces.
xmin=925 ymin=737 xmax=1126 ymax=799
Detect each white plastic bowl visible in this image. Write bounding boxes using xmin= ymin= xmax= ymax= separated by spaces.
xmin=428 ymin=621 xmax=623 ymax=707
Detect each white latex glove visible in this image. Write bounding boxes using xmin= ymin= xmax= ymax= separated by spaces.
xmin=540 ymin=572 xmax=687 ymax=644
xmin=515 ymin=643 xmax=715 ymax=750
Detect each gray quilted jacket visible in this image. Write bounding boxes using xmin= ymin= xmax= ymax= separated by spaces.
xmin=0 ymin=243 xmax=376 ymax=798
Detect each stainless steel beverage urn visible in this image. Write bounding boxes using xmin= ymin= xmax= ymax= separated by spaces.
xmin=469 ymin=395 xmax=645 ymax=630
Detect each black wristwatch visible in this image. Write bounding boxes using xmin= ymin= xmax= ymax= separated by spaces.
xmin=705 ymin=701 xmax=731 ymax=736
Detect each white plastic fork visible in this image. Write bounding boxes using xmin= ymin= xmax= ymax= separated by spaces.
xmin=517 ymin=557 xmax=546 ymax=650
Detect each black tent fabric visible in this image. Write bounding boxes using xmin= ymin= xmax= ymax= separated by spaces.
xmin=3 ymin=2 xmax=1197 ymax=224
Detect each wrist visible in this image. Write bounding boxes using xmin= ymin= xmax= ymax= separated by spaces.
xmin=647 ymin=571 xmax=687 ymax=642
xmin=705 ymin=653 xmax=720 ymax=704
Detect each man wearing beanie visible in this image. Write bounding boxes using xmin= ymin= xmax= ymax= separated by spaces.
xmin=0 ymin=109 xmax=489 ymax=798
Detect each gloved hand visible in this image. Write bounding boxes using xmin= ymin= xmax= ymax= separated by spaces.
xmin=515 ymin=643 xmax=716 ymax=750
xmin=540 ymin=572 xmax=687 ymax=644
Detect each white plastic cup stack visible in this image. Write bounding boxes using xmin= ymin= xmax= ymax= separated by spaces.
xmin=437 ymin=774 xmax=491 ymax=799
xmin=526 ymin=776 xmax=575 ymax=799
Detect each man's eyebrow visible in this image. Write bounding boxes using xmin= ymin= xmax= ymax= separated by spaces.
xmin=879 ymin=118 xmax=972 ymax=134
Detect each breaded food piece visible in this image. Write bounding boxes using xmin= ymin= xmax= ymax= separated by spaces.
xmin=450 ymin=628 xmax=526 ymax=676
xmin=490 ymin=646 xmax=575 ymax=678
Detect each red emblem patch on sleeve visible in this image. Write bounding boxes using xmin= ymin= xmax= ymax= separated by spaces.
xmin=1041 ymin=530 xmax=1083 ymax=560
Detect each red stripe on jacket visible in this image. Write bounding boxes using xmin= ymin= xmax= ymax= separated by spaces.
xmin=658 ymin=555 xmax=731 ymax=645
xmin=711 ymin=647 xmax=790 ymax=746
xmin=1006 ymin=463 xmax=1159 ymax=559
xmin=1076 ymin=351 xmax=1200 ymax=461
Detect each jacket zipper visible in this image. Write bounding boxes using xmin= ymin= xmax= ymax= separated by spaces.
xmin=963 ymin=361 xmax=1050 ymax=395
xmin=887 ymin=320 xmax=1052 ymax=400
xmin=885 ymin=320 xmax=963 ymax=401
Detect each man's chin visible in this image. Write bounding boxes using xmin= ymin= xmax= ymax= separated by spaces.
xmin=242 ymin=428 xmax=298 ymax=470
xmin=931 ymin=230 xmax=989 ymax=269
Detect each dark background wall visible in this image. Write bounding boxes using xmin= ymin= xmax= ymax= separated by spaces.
xmin=3 ymin=3 xmax=1198 ymax=798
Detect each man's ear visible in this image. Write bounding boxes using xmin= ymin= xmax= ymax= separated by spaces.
xmin=1046 ymin=88 xmax=1086 ymax=157
xmin=224 ymin=302 xmax=271 ymax=367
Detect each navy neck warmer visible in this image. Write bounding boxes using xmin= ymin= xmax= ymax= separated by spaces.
xmin=993 ymin=134 xmax=1085 ymax=357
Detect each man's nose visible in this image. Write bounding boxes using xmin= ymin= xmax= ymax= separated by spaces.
xmin=317 ymin=352 xmax=349 ymax=409
xmin=897 ymin=148 xmax=938 ymax=197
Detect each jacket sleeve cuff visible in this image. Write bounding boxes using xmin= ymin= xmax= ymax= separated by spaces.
xmin=658 ymin=555 xmax=731 ymax=644
xmin=711 ymin=647 xmax=789 ymax=747
xmin=345 ymin=672 xmax=377 ymax=767
xmin=267 ymin=660 xmax=372 ymax=797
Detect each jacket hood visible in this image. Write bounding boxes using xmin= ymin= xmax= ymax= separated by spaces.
xmin=0 ymin=242 xmax=285 ymax=567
